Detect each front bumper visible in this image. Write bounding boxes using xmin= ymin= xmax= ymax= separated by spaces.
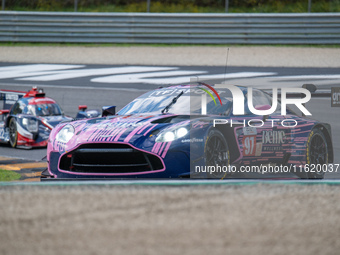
xmin=47 ymin=142 xmax=190 ymax=179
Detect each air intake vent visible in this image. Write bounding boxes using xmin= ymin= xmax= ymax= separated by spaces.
xmin=59 ymin=143 xmax=164 ymax=174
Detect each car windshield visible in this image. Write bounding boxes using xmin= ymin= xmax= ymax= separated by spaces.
xmin=26 ymin=103 xmax=63 ymax=116
xmin=117 ymin=87 xmax=234 ymax=116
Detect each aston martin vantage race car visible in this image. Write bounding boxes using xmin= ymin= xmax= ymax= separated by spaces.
xmin=45 ymin=84 xmax=333 ymax=179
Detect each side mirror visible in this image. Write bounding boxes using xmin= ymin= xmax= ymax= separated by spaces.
xmin=102 ymin=106 xmax=116 ymax=117
xmin=76 ymin=105 xmax=100 ymax=119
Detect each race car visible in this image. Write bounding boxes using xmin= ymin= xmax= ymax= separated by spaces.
xmin=45 ymin=84 xmax=333 ymax=179
xmin=0 ymin=87 xmax=73 ymax=148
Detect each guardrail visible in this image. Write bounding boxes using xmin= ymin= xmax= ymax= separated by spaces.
xmin=0 ymin=11 xmax=340 ymax=44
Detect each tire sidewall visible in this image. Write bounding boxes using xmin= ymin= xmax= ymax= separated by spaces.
xmin=306 ymin=128 xmax=328 ymax=179
xmin=204 ymin=129 xmax=230 ymax=179
xmin=9 ymin=118 xmax=17 ymax=148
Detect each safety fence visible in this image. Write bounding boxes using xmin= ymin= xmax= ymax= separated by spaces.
xmin=0 ymin=11 xmax=339 ymax=44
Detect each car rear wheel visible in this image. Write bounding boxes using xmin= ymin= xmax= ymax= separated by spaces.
xmin=205 ymin=129 xmax=230 ymax=179
xmin=306 ymin=128 xmax=328 ymax=179
xmin=9 ymin=118 xmax=18 ymax=148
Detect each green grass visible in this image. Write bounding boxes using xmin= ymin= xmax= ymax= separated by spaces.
xmin=4 ymin=1 xmax=340 ymax=13
xmin=0 ymin=170 xmax=21 ymax=182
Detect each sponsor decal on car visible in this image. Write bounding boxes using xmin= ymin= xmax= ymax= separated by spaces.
xmin=261 ymin=130 xmax=287 ymax=152
xmin=181 ymin=138 xmax=204 ymax=143
xmin=243 ymin=127 xmax=257 ymax=136
xmin=262 ymin=130 xmax=286 ymax=144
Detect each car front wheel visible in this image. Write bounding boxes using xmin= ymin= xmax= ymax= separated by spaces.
xmin=205 ymin=129 xmax=230 ymax=179
xmin=9 ymin=118 xmax=18 ymax=148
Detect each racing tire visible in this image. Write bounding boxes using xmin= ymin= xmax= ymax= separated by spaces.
xmin=305 ymin=128 xmax=328 ymax=179
xmin=9 ymin=118 xmax=18 ymax=148
xmin=204 ymin=129 xmax=230 ymax=179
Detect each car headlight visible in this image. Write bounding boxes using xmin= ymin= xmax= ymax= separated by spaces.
xmin=156 ymin=127 xmax=188 ymax=143
xmin=56 ymin=124 xmax=75 ymax=143
xmin=22 ymin=118 xmax=38 ymax=133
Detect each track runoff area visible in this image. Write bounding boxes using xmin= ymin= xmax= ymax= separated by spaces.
xmin=0 ymin=63 xmax=339 ymax=184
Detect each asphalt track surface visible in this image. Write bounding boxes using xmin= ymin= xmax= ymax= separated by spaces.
xmin=3 ymin=179 xmax=340 ymax=187
xmin=1 ymin=59 xmax=340 ymax=255
xmin=0 ymin=62 xmax=339 ymax=178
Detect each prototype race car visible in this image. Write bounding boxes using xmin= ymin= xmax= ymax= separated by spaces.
xmin=45 ymin=84 xmax=333 ymax=179
xmin=0 ymin=87 xmax=73 ymax=148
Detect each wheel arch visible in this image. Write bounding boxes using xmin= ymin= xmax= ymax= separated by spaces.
xmin=312 ymin=123 xmax=333 ymax=163
xmin=5 ymin=115 xmax=14 ymax=128
xmin=210 ymin=125 xmax=240 ymax=163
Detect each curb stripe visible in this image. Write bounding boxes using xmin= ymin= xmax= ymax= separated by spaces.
xmin=0 ymin=157 xmax=17 ymax=161
xmin=22 ymin=172 xmax=43 ymax=178
xmin=0 ymin=162 xmax=47 ymax=171
xmin=23 ymin=178 xmax=41 ymax=182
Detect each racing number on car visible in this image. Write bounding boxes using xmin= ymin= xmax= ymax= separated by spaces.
xmin=242 ymin=135 xmax=257 ymax=156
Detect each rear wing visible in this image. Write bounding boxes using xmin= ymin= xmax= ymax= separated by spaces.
xmin=265 ymin=84 xmax=335 ymax=117
xmin=264 ymin=84 xmax=331 ymax=98
xmin=0 ymin=89 xmax=26 ymax=110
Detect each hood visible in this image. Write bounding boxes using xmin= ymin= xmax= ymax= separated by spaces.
xmin=64 ymin=114 xmax=191 ymax=148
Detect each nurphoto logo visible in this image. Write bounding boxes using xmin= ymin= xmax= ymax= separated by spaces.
xmin=200 ymin=84 xmax=312 ymax=116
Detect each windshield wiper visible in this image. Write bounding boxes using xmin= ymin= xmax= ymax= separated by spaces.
xmin=161 ymin=91 xmax=184 ymax=114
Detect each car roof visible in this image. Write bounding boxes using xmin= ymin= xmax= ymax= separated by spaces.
xmin=26 ymin=97 xmax=57 ymax=105
xmin=160 ymin=84 xmax=248 ymax=91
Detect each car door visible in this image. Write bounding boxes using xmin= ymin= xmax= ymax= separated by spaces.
xmin=235 ymin=89 xmax=293 ymax=165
